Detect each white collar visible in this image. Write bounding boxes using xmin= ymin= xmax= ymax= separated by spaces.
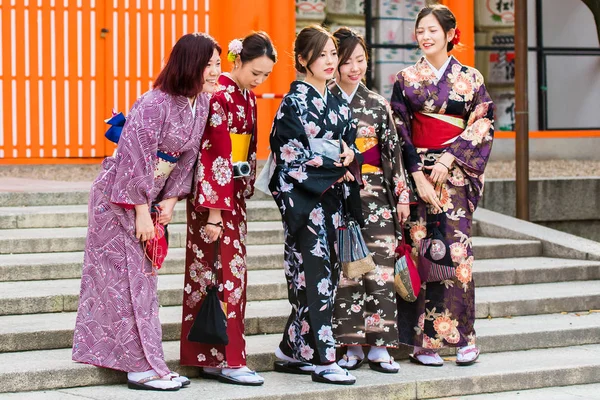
xmin=302 ymin=80 xmax=328 ymax=104
xmin=223 ymin=72 xmax=248 ymax=99
xmin=425 ymin=56 xmax=453 ymax=83
xmin=336 ymin=83 xmax=359 ymax=104
xmin=188 ymin=97 xmax=197 ymax=114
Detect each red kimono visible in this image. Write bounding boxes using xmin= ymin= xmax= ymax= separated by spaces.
xmin=180 ymin=74 xmax=257 ymax=368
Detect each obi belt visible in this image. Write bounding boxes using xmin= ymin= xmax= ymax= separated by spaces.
xmin=411 ymin=112 xmax=466 ymax=150
xmin=230 ymin=132 xmax=251 ymax=163
xmin=355 ymin=137 xmax=382 ymax=174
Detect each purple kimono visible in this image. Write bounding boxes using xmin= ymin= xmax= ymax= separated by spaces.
xmin=391 ymin=57 xmax=495 ymax=349
xmin=72 ymin=89 xmax=210 ymax=376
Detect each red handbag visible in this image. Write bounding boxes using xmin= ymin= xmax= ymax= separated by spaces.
xmin=143 ymin=204 xmax=169 ymax=273
xmin=394 ymin=237 xmax=421 ymax=302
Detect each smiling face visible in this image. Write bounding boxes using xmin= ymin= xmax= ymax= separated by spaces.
xmin=337 ymin=43 xmax=367 ymax=90
xmin=301 ymin=38 xmax=338 ymax=83
xmin=202 ymin=49 xmax=221 ymax=93
xmin=232 ymin=55 xmax=275 ymax=91
xmin=416 ymin=14 xmax=454 ymax=57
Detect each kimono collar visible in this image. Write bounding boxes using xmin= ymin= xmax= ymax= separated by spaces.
xmin=423 ymin=55 xmax=454 ymax=84
xmin=220 ymin=73 xmax=248 ymax=99
xmin=299 ymin=80 xmax=328 ymax=104
xmin=335 ymin=82 xmax=360 ymax=104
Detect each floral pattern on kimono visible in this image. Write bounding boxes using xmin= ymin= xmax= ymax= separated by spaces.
xmin=180 ymin=74 xmax=257 ymax=368
xmin=330 ymin=83 xmax=411 ymax=348
xmin=269 ymin=81 xmax=360 ymax=365
xmin=391 ymin=57 xmax=494 ymax=349
xmin=72 ymin=90 xmax=209 ymax=376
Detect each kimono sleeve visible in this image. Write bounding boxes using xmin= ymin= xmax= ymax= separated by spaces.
xmin=243 ymin=97 xmax=258 ymax=199
xmin=382 ymin=103 xmax=412 ymax=205
xmin=161 ymin=96 xmax=210 ymax=201
xmin=270 ymin=96 xmax=345 ymax=196
xmin=193 ymin=95 xmax=235 ymax=212
xmin=390 ymin=77 xmax=421 ymax=174
xmin=109 ymin=97 xmax=163 ymax=208
xmin=446 ymin=75 xmax=495 ymax=178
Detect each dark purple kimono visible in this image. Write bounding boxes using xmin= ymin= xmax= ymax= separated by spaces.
xmin=391 ymin=57 xmax=495 ymax=349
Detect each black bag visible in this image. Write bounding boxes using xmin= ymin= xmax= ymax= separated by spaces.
xmin=419 ymin=219 xmax=455 ymax=283
xmin=187 ymin=239 xmax=229 ymax=345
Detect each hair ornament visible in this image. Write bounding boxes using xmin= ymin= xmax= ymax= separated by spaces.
xmin=227 ymin=39 xmax=243 ymax=62
xmin=451 ymin=27 xmax=461 ymax=45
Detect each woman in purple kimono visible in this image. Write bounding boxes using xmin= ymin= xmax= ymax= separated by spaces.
xmin=72 ymin=33 xmax=221 ymax=391
xmin=391 ymin=5 xmax=495 ymax=367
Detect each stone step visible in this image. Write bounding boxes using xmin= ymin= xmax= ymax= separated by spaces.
xmin=1 ymin=266 xmax=599 ymax=319
xmin=0 ymin=269 xmax=287 ymax=316
xmin=0 ymin=200 xmax=281 ymax=229
xmin=0 ymin=221 xmax=286 ymax=255
xmin=1 ymin=291 xmax=599 ymax=354
xmin=0 ymin=187 xmax=273 ymax=208
xmin=431 ymin=383 xmax=600 ymax=400
xmin=0 ymin=190 xmax=90 ymax=208
xmin=0 ymin=244 xmax=285 ymax=282
xmin=0 ymin=300 xmax=292 ymax=353
xmin=0 ymin=216 xmax=542 ymax=258
xmin=1 ymin=341 xmax=600 ymax=396
xmin=1 ymin=247 xmax=596 ymax=290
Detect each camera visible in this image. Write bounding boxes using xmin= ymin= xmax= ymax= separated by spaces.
xmin=233 ymin=161 xmax=251 ymax=177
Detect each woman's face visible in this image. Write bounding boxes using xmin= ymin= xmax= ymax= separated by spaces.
xmin=233 ymin=55 xmax=275 ymax=91
xmin=202 ymin=49 xmax=221 ymax=93
xmin=415 ymin=14 xmax=454 ymax=57
xmin=304 ymin=38 xmax=338 ymax=82
xmin=337 ymin=44 xmax=367 ymax=89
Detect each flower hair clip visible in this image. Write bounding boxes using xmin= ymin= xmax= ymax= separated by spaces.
xmin=227 ymin=39 xmax=243 ymax=62
xmin=451 ymin=27 xmax=461 ymax=45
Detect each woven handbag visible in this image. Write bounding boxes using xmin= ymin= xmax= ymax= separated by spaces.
xmin=394 ymin=238 xmax=421 ymax=302
xmin=187 ymin=238 xmax=229 ymax=345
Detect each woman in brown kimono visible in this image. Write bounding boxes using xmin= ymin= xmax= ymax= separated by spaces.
xmin=330 ymin=28 xmax=411 ymax=374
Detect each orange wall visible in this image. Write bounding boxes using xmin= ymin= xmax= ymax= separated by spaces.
xmin=441 ymin=0 xmax=475 ymax=67
xmin=209 ymin=0 xmax=296 ymax=160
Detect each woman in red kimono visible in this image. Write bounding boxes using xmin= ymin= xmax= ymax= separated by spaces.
xmin=180 ymin=32 xmax=277 ymax=386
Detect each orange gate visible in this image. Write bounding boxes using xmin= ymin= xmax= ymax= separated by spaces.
xmin=0 ymin=0 xmax=209 ymax=163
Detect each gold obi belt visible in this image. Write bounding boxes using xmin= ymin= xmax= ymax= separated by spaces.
xmin=355 ymin=137 xmax=382 ymax=174
xmin=230 ymin=132 xmax=252 ymax=163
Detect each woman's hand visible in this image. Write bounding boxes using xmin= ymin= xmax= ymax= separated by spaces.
xmin=412 ymin=171 xmax=443 ymax=213
xmin=134 ymin=204 xmax=155 ymax=242
xmin=336 ymin=170 xmax=355 ymax=183
xmin=157 ymin=197 xmax=178 ymax=225
xmin=205 ymin=208 xmax=223 ymax=242
xmin=424 ymin=152 xmax=455 ymax=187
xmin=335 ymin=141 xmax=355 ymax=167
xmin=396 ymin=203 xmax=410 ymax=225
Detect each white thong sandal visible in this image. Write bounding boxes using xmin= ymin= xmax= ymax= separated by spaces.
xmin=127 ymin=375 xmax=181 ymax=391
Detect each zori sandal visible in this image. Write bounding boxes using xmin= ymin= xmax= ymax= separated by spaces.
xmin=408 ymin=350 xmax=444 ymax=367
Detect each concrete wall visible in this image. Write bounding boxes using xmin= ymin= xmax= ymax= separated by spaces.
xmin=489 ymin=137 xmax=600 ymax=161
xmin=480 ymin=178 xmax=600 ymax=242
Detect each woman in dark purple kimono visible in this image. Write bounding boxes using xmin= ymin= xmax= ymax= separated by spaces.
xmin=72 ymin=33 xmax=221 ymax=391
xmin=391 ymin=5 xmax=495 ymax=367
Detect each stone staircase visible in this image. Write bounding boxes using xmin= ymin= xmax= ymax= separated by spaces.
xmin=1 ymin=189 xmax=600 ymax=399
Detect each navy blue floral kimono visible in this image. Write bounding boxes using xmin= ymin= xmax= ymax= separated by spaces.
xmin=269 ymin=81 xmax=360 ymax=365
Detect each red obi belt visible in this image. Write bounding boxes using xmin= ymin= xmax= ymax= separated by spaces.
xmin=412 ymin=112 xmax=466 ymax=150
